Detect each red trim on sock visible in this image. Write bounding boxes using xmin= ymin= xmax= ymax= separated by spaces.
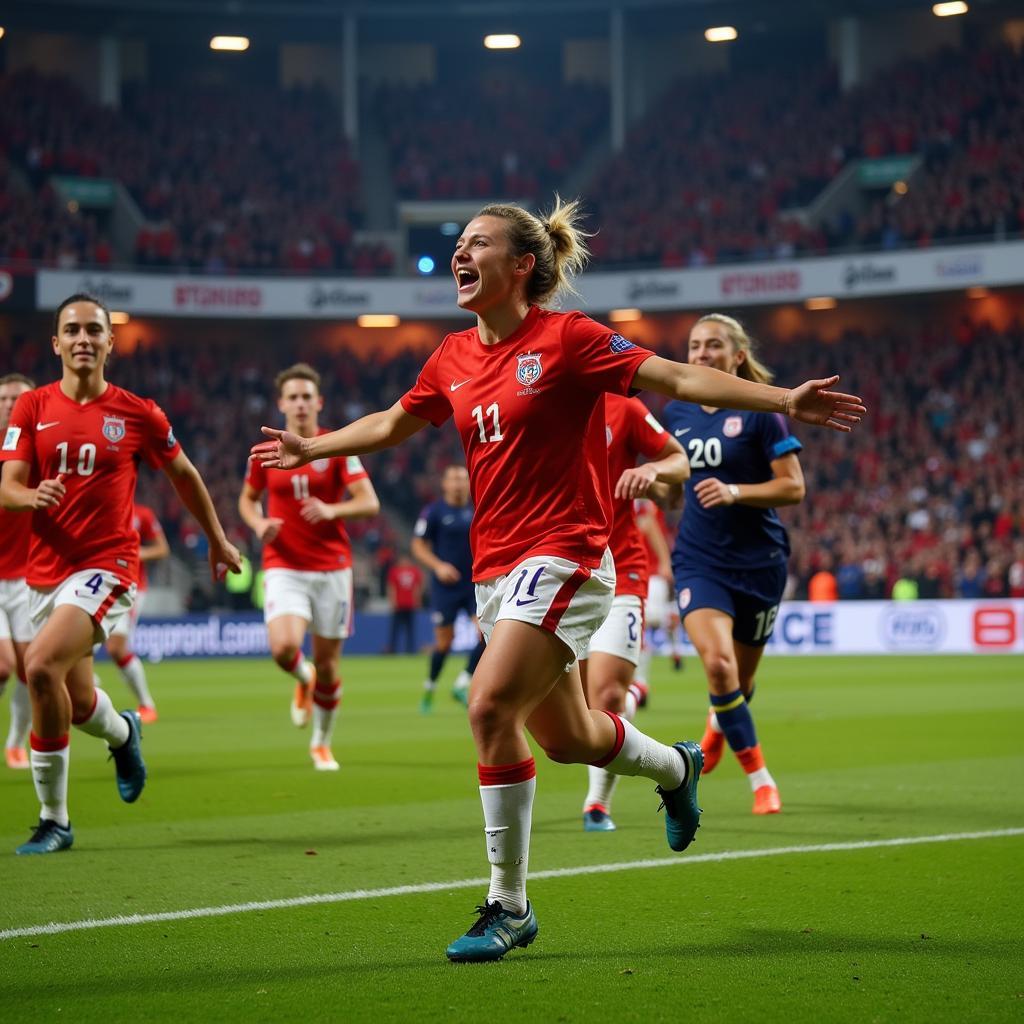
xmin=286 ymin=650 xmax=303 ymax=674
xmin=30 ymin=732 xmax=69 ymax=752
xmin=736 ymin=745 xmax=766 ymax=774
xmin=478 ymin=757 xmax=536 ymax=786
xmin=115 ymin=652 xmax=135 ymax=669
xmin=313 ymin=684 xmax=341 ymax=711
xmin=584 ymin=802 xmax=608 ymax=814
xmin=591 ymin=710 xmax=626 ymax=768
xmin=93 ymin=582 xmax=129 ymax=628
xmin=539 ymin=566 xmax=592 ymax=632
xmin=17 ymin=672 xmax=28 ymax=685
xmin=71 ymin=690 xmax=99 ymax=726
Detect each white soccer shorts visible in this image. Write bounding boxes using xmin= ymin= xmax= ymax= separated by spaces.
xmin=109 ymin=589 xmax=146 ymax=639
xmin=263 ymin=567 xmax=354 ymax=640
xmin=29 ymin=569 xmax=137 ymax=642
xmin=645 ymin=574 xmax=672 ymax=629
xmin=0 ymin=577 xmax=33 ymax=643
xmin=475 ymin=549 xmax=615 ymax=663
xmin=582 ymin=593 xmax=644 ymax=666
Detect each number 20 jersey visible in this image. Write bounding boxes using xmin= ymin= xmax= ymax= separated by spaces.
xmin=660 ymin=402 xmax=802 ymax=573
xmin=0 ymin=381 xmax=181 ymax=588
xmin=400 ymin=306 xmax=654 ymax=582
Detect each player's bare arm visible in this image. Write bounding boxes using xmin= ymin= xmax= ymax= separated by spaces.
xmin=631 ymin=355 xmax=866 ymax=432
xmin=614 ymin=438 xmax=690 ymax=501
xmin=253 ymin=402 xmax=428 ymax=470
xmin=0 ymin=460 xmax=66 ymax=510
xmin=411 ymin=534 xmax=461 ymax=584
xmin=162 ymin=451 xmax=242 ymax=579
xmin=694 ymin=452 xmax=806 ymax=510
xmin=238 ymin=481 xmax=284 ymax=543
xmin=138 ymin=529 xmax=170 ymax=563
xmin=636 ymin=507 xmax=673 ymax=579
xmin=299 ymin=474 xmax=381 ymax=525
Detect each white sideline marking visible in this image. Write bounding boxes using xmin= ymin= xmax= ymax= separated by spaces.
xmin=2 ymin=827 xmax=1021 ymax=942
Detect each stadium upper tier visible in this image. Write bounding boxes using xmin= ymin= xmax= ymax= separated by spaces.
xmin=1 ymin=43 xmax=1022 ymax=275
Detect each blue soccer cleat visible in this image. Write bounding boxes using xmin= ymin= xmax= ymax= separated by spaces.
xmin=110 ymin=710 xmax=146 ymax=803
xmin=446 ymin=901 xmax=538 ymax=963
xmin=16 ymin=818 xmax=74 ymax=855
xmin=657 ymin=740 xmax=704 ymax=852
xmin=583 ymin=807 xmax=616 ymax=832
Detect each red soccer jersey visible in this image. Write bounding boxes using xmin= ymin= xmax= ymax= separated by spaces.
xmin=0 ymin=382 xmax=181 ymax=588
xmin=636 ymin=498 xmax=671 ymax=576
xmin=387 ymin=562 xmax=424 ymax=610
xmin=401 ymin=307 xmax=654 ymax=581
xmin=132 ymin=502 xmax=164 ymax=593
xmin=245 ymin=431 xmax=369 ymax=572
xmin=0 ymin=506 xmax=31 ymax=581
xmin=604 ymin=395 xmax=670 ymax=597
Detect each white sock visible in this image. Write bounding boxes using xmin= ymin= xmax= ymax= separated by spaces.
xmin=453 ymin=670 xmax=470 ymax=693
xmin=583 ymin=765 xmax=618 ymax=812
xmin=6 ymin=678 xmax=31 ymax=749
xmin=480 ymin=773 xmax=535 ymax=915
xmin=624 ymin=689 xmax=638 ymax=720
xmin=748 ymin=766 xmax=776 ymax=791
xmin=117 ymin=654 xmax=155 ymax=708
xmin=708 ymin=710 xmax=723 ymax=734
xmin=600 ymin=715 xmax=686 ymax=791
xmin=287 ymin=653 xmax=315 ymax=686
xmin=74 ymin=687 xmax=130 ymax=747
xmin=30 ymin=741 xmax=70 ymax=827
xmin=423 ymin=679 xmax=436 ymax=692
xmin=311 ymin=679 xmax=341 ymax=748
xmin=635 ymin=646 xmax=652 ymax=688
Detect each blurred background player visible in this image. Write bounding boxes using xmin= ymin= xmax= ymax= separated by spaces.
xmin=0 ymin=372 xmax=35 ymax=769
xmin=0 ymin=293 xmax=240 ymax=854
xmin=239 ymin=363 xmax=379 ymax=772
xmin=579 ymin=394 xmax=689 ymax=831
xmin=99 ymin=501 xmax=168 ymax=723
xmin=662 ymin=313 xmax=807 ymax=816
xmin=385 ymin=551 xmax=424 ymax=655
xmin=252 ymin=197 xmax=862 ymax=962
xmin=411 ymin=464 xmax=485 ymax=711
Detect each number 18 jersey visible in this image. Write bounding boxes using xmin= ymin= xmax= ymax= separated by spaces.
xmin=661 ymin=403 xmax=802 ymax=573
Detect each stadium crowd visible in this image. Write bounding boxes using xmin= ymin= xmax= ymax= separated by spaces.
xmin=1 ymin=316 xmax=1020 ymax=602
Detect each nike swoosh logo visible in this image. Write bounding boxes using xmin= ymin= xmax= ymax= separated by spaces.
xmin=37 ymin=421 xmax=60 ymax=431
xmin=674 ymin=427 xmax=691 ymax=436
xmin=515 ymin=597 xmax=539 ymax=607
xmin=450 ymin=379 xmax=472 ymax=391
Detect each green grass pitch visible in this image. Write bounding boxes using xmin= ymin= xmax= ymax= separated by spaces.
xmin=1 ymin=653 xmax=1022 ymax=1022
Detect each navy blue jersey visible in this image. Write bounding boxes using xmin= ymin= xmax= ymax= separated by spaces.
xmin=661 ymin=403 xmax=802 ymax=572
xmin=413 ymin=499 xmax=474 ymax=584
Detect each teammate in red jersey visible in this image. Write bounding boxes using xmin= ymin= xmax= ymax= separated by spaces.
xmin=100 ymin=502 xmax=169 ymax=723
xmin=0 ymin=293 xmax=241 ymax=855
xmin=252 ymin=197 xmax=865 ymax=961
xmin=0 ymin=372 xmax=35 ymax=769
xmin=579 ymin=395 xmax=689 ymax=832
xmin=239 ymin=363 xmax=379 ymax=772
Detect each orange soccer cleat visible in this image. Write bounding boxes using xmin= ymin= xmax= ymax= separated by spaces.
xmin=699 ymin=714 xmax=725 ymax=774
xmin=137 ymin=705 xmax=159 ymax=725
xmin=310 ymin=745 xmax=340 ymax=772
xmin=5 ymin=746 xmax=30 ymax=770
xmin=753 ymin=784 xmax=782 ymax=815
xmin=291 ymin=682 xmax=313 ymax=728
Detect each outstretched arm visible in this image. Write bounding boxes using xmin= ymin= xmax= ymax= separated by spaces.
xmin=631 ymin=356 xmax=865 ymax=432
xmin=252 ymin=402 xmax=429 ymax=470
xmin=613 ymin=437 xmax=690 ymax=500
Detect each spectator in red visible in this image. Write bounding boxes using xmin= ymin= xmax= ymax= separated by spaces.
xmin=385 ymin=552 xmax=424 ymax=655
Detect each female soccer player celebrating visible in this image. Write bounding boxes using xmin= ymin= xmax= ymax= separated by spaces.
xmin=662 ymin=314 xmax=807 ymax=815
xmin=252 ymin=199 xmax=864 ymax=962
xmin=0 ymin=293 xmax=241 ymax=854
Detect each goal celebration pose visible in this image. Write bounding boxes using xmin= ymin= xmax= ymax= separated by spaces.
xmin=252 ymin=198 xmax=864 ymax=961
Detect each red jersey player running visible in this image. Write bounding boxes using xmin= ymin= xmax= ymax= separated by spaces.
xmin=579 ymin=395 xmax=689 ymax=832
xmin=100 ymin=501 xmax=169 ymax=722
xmin=0 ymin=293 xmax=241 ymax=855
xmin=239 ymin=363 xmax=379 ymax=772
xmin=0 ymin=372 xmax=35 ymax=769
xmin=252 ymin=198 xmax=865 ymax=963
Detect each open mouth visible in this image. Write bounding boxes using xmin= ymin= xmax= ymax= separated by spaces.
xmin=455 ymin=268 xmax=479 ymax=292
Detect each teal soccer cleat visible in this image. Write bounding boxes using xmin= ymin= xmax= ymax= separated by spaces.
xmin=657 ymin=740 xmax=704 ymax=852
xmin=583 ymin=807 xmax=616 ymax=832
xmin=16 ymin=818 xmax=74 ymax=855
xmin=110 ymin=710 xmax=146 ymax=803
xmin=446 ymin=901 xmax=538 ymax=963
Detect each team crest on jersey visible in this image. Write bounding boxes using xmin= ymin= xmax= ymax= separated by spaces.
xmin=678 ymin=587 xmax=692 ymax=611
xmin=723 ymin=416 xmax=743 ymax=438
xmin=609 ymin=333 xmax=635 ymax=353
xmin=102 ymin=416 xmax=126 ymax=444
xmin=311 ymin=459 xmax=330 ymax=473
xmin=515 ymin=353 xmax=543 ymax=387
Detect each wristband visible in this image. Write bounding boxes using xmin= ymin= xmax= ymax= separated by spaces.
xmin=727 ymin=484 xmax=740 ymax=501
